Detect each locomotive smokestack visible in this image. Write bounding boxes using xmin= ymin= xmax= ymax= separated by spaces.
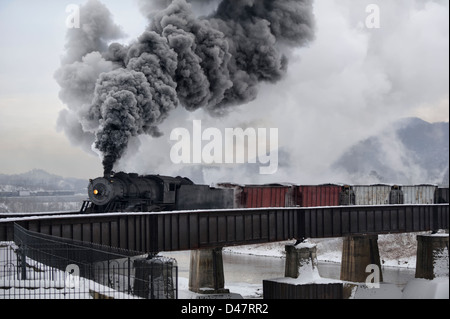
xmin=55 ymin=0 xmax=316 ymax=172
xmin=103 ymin=155 xmax=115 ymax=177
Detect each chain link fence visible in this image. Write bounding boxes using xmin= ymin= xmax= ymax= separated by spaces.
xmin=0 ymin=223 xmax=177 ymax=299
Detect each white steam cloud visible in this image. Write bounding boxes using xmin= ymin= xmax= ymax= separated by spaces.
xmin=56 ymin=0 xmax=448 ymax=186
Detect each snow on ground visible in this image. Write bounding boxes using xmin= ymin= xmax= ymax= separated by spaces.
xmin=1 ymin=230 xmax=448 ymax=299
xmin=0 ymin=242 xmax=140 ymax=300
xmin=402 ymin=277 xmax=449 ymax=299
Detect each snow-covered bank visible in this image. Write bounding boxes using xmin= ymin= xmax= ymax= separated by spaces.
xmin=223 ymin=232 xmax=438 ymax=269
xmin=219 ymin=232 xmax=449 ymax=299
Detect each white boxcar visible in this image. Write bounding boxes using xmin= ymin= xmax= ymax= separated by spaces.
xmin=353 ymin=185 xmax=392 ymax=205
xmin=402 ymin=185 xmax=437 ymax=204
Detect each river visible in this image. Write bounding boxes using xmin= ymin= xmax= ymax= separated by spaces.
xmin=163 ymin=250 xmax=417 ymax=298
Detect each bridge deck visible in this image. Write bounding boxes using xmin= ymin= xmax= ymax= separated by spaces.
xmin=1 ymin=204 xmax=448 ymax=253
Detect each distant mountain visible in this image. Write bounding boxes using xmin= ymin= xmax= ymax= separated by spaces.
xmin=332 ymin=118 xmax=449 ymax=185
xmin=0 ymin=169 xmax=88 ymax=192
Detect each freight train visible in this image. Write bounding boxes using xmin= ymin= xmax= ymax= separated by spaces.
xmin=80 ymin=172 xmax=449 ymax=213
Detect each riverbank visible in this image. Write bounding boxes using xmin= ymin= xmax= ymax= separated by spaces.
xmin=222 ymin=232 xmax=430 ymax=269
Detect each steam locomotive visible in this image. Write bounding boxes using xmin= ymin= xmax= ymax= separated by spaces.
xmin=80 ymin=172 xmax=234 ymax=213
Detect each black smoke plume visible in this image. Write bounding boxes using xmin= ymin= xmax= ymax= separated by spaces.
xmin=55 ymin=0 xmax=315 ymax=175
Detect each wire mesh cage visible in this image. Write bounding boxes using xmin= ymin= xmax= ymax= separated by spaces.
xmin=0 ymin=223 xmax=177 ymax=299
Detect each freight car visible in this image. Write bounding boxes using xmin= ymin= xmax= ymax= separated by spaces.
xmin=296 ymin=184 xmax=342 ymax=207
xmin=402 ymin=184 xmax=437 ymax=204
xmin=436 ymin=186 xmax=450 ymax=203
xmin=220 ymin=184 xmax=299 ymax=208
xmin=81 ymin=172 xmax=234 ymax=213
xmin=352 ymin=184 xmax=404 ymax=205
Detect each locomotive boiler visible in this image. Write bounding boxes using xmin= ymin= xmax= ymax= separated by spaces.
xmin=81 ymin=172 xmax=234 ymax=213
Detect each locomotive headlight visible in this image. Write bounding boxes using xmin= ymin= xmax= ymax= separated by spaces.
xmin=88 ymin=177 xmax=116 ymax=206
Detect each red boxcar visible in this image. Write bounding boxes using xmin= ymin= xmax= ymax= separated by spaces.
xmin=218 ymin=184 xmax=299 ymax=208
xmin=240 ymin=185 xmax=299 ymax=208
xmin=296 ymin=184 xmax=342 ymax=207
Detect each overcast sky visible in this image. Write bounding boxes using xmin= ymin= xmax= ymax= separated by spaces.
xmin=0 ymin=0 xmax=448 ymax=182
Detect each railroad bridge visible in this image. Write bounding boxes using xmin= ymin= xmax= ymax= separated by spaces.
xmin=1 ymin=204 xmax=449 ymax=296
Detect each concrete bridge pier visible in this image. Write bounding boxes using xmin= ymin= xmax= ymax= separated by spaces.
xmin=340 ymin=234 xmax=383 ymax=283
xmin=262 ymin=243 xmax=345 ymax=299
xmin=188 ymin=247 xmax=230 ymax=294
xmin=415 ymin=234 xmax=449 ymax=279
xmin=285 ymin=243 xmax=319 ymax=280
